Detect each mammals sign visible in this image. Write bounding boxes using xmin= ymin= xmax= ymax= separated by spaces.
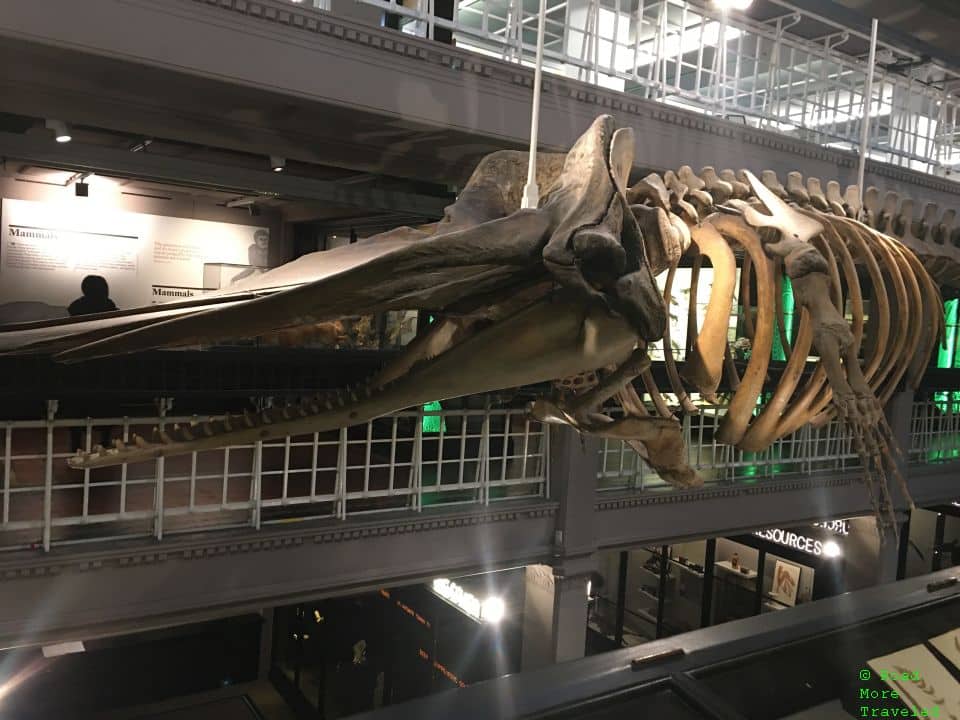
xmin=0 ymin=198 xmax=267 ymax=312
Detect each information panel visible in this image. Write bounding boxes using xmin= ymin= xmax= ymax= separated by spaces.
xmin=0 ymin=198 xmax=268 ymax=317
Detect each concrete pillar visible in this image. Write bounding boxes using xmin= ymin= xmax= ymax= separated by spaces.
xmin=549 ymin=425 xmax=600 ymax=558
xmin=520 ymin=561 xmax=592 ymax=671
xmin=884 ymin=390 xmax=914 ymax=511
xmin=521 ymin=427 xmax=600 ymax=670
xmin=258 ymin=608 xmax=274 ymax=680
xmin=842 ymin=514 xmax=906 ymax=592
xmin=875 ymin=512 xmax=907 ymax=585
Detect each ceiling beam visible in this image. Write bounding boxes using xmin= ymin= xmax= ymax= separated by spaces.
xmin=0 ymin=130 xmax=451 ymax=217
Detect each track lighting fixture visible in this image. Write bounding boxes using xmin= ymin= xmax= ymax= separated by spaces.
xmin=45 ymin=119 xmax=72 ymax=143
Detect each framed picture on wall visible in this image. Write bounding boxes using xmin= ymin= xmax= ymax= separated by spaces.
xmin=771 ymin=560 xmax=801 ymax=607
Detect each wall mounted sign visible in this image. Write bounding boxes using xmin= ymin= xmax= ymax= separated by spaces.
xmin=811 ymin=519 xmax=851 ymax=536
xmin=0 ymin=198 xmax=266 ymax=318
xmin=753 ymin=527 xmax=842 ymax=557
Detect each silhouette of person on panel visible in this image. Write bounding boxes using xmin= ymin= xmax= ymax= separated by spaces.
xmin=68 ymin=275 xmax=118 ymax=317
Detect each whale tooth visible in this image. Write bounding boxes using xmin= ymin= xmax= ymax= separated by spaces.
xmin=243 ymin=410 xmax=255 ymax=428
xmin=113 ymin=439 xmax=125 ymax=450
xmin=223 ymin=414 xmax=233 ymax=432
xmin=134 ymin=434 xmax=147 ymax=448
xmin=261 ymin=410 xmax=273 ymax=425
xmin=202 ymin=422 xmax=214 ymax=437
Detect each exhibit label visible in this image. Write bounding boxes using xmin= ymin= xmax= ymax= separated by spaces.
xmin=0 ymin=198 xmax=268 ymax=320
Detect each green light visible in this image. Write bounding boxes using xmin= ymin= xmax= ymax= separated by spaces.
xmin=771 ymin=277 xmax=794 ymax=362
xmin=938 ymin=299 xmax=958 ymax=369
xmin=422 ymin=400 xmax=445 ymax=434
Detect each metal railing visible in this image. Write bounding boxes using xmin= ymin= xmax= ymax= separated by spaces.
xmin=0 ymin=401 xmax=547 ymax=551
xmin=601 ymin=399 xmax=960 ymax=492
xmin=911 ymin=396 xmax=960 ymax=464
xmin=298 ymin=0 xmax=960 ymax=178
xmin=597 ymin=402 xmax=862 ymax=492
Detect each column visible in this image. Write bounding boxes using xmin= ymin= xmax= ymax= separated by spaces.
xmin=520 ymin=426 xmax=600 ymax=670
xmin=521 ymin=560 xmax=593 ymax=670
xmin=258 ymin=608 xmax=274 ymax=681
xmin=884 ymin=390 xmax=914 ymax=511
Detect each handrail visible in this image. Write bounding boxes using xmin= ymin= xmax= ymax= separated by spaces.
xmin=0 ymin=401 xmax=547 ymax=552
xmin=281 ymin=0 xmax=960 ymax=179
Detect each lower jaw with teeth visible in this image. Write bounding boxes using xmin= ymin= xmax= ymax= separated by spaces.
xmin=70 ymin=296 xmax=639 ymax=469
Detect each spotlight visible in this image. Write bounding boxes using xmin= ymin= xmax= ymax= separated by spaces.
xmin=480 ymin=596 xmax=505 ymax=624
xmin=75 ymin=182 xmax=89 ymax=197
xmin=45 ymin=119 xmax=72 ymax=143
xmin=248 ymin=204 xmax=261 ymax=217
xmin=270 ymin=155 xmax=286 ymax=173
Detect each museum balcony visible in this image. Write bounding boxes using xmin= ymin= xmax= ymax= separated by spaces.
xmin=2 ymin=0 xmax=960 ymax=213
xmin=0 ymin=364 xmax=958 ymax=647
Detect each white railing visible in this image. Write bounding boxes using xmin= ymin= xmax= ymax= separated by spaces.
xmin=597 ymin=403 xmax=862 ymax=492
xmin=600 ymin=398 xmax=960 ymax=492
xmin=299 ymin=0 xmax=960 ymax=178
xmin=0 ymin=402 xmax=547 ymax=551
xmin=911 ymin=397 xmax=960 ymax=464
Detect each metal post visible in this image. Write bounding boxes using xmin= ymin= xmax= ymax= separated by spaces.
xmin=336 ymin=426 xmax=348 ymax=520
xmin=655 ymin=544 xmax=668 ymax=638
xmin=856 ymin=18 xmax=879 ymax=216
xmin=42 ymin=400 xmax=58 ymax=552
xmin=479 ymin=410 xmax=491 ymax=505
xmin=251 ymin=440 xmax=263 ymax=530
xmin=701 ymin=538 xmax=716 ymax=627
xmin=754 ymin=548 xmax=766 ymax=615
xmin=614 ymin=550 xmax=628 ymax=645
xmin=934 ymin=511 xmax=946 ymax=572
xmin=154 ymin=397 xmax=172 ymax=541
xmin=520 ymin=0 xmax=548 ymax=209
xmin=717 ymin=9 xmax=727 ymax=118
xmin=896 ymin=511 xmax=911 ymax=580
xmin=3 ymin=424 xmax=11 ymax=528
xmin=412 ymin=414 xmax=423 ymax=511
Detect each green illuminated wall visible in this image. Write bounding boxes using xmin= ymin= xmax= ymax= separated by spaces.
xmin=771 ymin=277 xmax=795 ymax=362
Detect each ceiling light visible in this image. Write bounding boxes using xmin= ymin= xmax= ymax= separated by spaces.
xmin=129 ymin=138 xmax=153 ymax=152
xmin=42 ymin=641 xmax=85 ymax=658
xmin=712 ymin=0 xmax=753 ymax=10
xmin=45 ymin=119 xmax=72 ymax=143
xmin=270 ymin=155 xmax=286 ymax=173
